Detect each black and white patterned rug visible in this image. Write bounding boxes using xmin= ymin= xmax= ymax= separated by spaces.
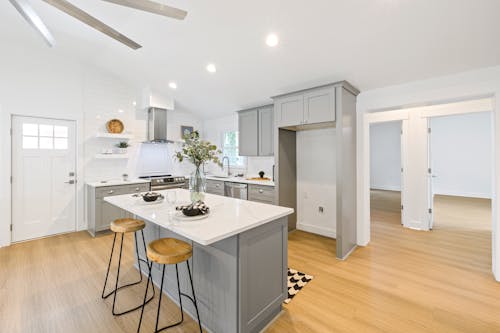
xmin=285 ymin=268 xmax=313 ymax=304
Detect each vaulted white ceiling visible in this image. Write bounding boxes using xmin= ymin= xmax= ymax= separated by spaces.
xmin=2 ymin=0 xmax=500 ymax=119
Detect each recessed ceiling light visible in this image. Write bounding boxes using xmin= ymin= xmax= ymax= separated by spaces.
xmin=169 ymin=82 xmax=177 ymax=90
xmin=266 ymin=33 xmax=279 ymax=47
xmin=118 ymin=109 xmax=124 ymax=113
xmin=206 ymin=63 xmax=217 ymax=73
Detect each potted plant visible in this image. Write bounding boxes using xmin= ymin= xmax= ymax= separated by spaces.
xmin=175 ymin=131 xmax=222 ymax=202
xmin=116 ymin=141 xmax=130 ymax=154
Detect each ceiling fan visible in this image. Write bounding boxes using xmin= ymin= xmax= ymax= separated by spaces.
xmin=8 ymin=0 xmax=188 ymax=49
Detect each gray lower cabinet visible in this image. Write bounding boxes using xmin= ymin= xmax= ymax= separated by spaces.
xmin=87 ymin=183 xmax=150 ymax=236
xmin=206 ymin=179 xmax=224 ymax=196
xmin=238 ymin=105 xmax=274 ymax=156
xmin=248 ymin=185 xmax=275 ymax=204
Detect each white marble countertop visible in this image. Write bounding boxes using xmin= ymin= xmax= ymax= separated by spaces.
xmin=104 ymin=189 xmax=292 ymax=245
xmin=86 ymin=179 xmax=151 ymax=187
xmin=204 ymin=175 xmax=275 ymax=187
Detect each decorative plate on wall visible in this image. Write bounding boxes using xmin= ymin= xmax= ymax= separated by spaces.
xmin=106 ymin=119 xmax=124 ymax=134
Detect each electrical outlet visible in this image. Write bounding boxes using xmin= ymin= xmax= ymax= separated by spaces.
xmin=318 ymin=206 xmax=324 ymax=213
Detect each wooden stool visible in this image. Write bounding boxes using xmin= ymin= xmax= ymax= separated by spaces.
xmin=102 ymin=218 xmax=155 ymax=316
xmin=137 ymin=238 xmax=202 ymax=333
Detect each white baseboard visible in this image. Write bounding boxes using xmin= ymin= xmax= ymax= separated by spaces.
xmin=433 ymin=190 xmax=491 ymax=199
xmin=297 ymin=222 xmax=336 ymax=239
xmin=370 ymin=184 xmax=401 ymax=191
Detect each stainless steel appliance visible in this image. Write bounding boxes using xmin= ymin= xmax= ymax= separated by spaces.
xmin=146 ymin=107 xmax=173 ymax=143
xmin=139 ymin=174 xmax=187 ymax=191
xmin=224 ymin=182 xmax=248 ymax=200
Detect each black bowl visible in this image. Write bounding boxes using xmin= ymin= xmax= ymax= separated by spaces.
xmin=142 ymin=192 xmax=161 ymax=202
xmin=182 ymin=208 xmax=202 ymax=216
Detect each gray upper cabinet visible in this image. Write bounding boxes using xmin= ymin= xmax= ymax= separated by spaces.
xmin=274 ymin=86 xmax=336 ymax=128
xmin=258 ymin=106 xmax=274 ymax=156
xmin=238 ymin=110 xmax=259 ymax=156
xmin=275 ymin=94 xmax=304 ymax=127
xmin=238 ymin=105 xmax=274 ymax=156
xmin=304 ymin=87 xmax=335 ymax=124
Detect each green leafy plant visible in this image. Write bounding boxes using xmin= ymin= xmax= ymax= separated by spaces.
xmin=175 ymin=131 xmax=222 ymax=167
xmin=116 ymin=141 xmax=130 ymax=148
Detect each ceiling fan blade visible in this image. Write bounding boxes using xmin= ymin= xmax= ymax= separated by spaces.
xmin=42 ymin=0 xmax=142 ymax=49
xmin=101 ymin=0 xmax=187 ymax=20
xmin=9 ymin=0 xmax=56 ymax=47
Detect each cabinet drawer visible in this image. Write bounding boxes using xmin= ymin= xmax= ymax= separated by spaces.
xmin=95 ymin=183 xmax=150 ymax=198
xmin=206 ymin=180 xmax=224 ymax=196
xmin=248 ymin=185 xmax=275 ymax=203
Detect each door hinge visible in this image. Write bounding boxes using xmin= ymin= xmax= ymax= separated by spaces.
xmin=400 ymin=129 xmax=403 ymax=135
xmin=401 ymin=205 xmax=404 ymax=210
xmin=401 ymin=167 xmax=403 ymax=172
xmin=428 ymin=127 xmax=431 ymax=133
xmin=428 ymin=168 xmax=432 ymax=174
xmin=10 ymin=224 xmax=12 ymax=231
xmin=428 ymin=208 xmax=433 ymax=214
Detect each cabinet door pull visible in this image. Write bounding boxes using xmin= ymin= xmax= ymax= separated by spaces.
xmin=259 ymin=189 xmax=264 ymax=194
xmin=108 ymin=190 xmax=114 ymax=194
xmin=135 ymin=187 xmax=140 ymax=191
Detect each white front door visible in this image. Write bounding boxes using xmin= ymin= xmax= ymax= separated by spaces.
xmin=11 ymin=116 xmax=77 ymax=242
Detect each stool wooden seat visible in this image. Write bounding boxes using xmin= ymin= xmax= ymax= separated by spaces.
xmin=147 ymin=238 xmax=193 ymax=265
xmin=110 ymin=218 xmax=145 ymax=233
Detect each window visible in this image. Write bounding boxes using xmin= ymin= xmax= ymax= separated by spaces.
xmin=22 ymin=123 xmax=68 ymax=150
xmin=222 ymin=131 xmax=245 ymax=167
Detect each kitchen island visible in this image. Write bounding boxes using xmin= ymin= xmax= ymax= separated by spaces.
xmin=104 ymin=189 xmax=293 ymax=333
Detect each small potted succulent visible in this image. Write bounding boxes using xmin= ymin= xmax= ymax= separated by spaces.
xmin=175 ymin=131 xmax=222 ymax=202
xmin=115 ymin=141 xmax=130 ymax=154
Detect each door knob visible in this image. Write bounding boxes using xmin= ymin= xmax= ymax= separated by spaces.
xmin=65 ymin=180 xmax=75 ymax=184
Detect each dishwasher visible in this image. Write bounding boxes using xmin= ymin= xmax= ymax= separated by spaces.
xmin=224 ymin=182 xmax=248 ymax=200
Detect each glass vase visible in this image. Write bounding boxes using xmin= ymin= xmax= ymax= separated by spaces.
xmin=189 ymin=166 xmax=206 ymax=203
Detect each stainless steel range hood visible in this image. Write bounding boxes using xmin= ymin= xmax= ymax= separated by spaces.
xmin=146 ymin=107 xmax=173 ymax=143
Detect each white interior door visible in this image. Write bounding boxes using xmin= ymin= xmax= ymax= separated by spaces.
xmin=12 ymin=116 xmax=77 ymax=242
xmin=427 ymin=118 xmax=435 ymax=229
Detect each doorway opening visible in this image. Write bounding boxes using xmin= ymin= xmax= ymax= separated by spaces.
xmin=369 ymin=121 xmax=404 ymax=234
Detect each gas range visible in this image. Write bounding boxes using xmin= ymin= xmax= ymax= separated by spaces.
xmin=139 ymin=174 xmax=187 ymax=191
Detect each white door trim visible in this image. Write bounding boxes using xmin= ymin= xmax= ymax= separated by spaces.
xmin=0 ymin=111 xmax=84 ymax=248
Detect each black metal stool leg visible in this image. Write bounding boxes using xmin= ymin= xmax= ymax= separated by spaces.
xmin=175 ymin=264 xmax=184 ymax=323
xmin=186 ymin=260 xmax=203 ymax=333
xmin=103 ymin=232 xmax=148 ymax=299
xmin=134 ymin=231 xmax=143 ymax=284
xmin=102 ymin=233 xmax=117 ymax=299
xmin=137 ymin=261 xmax=153 ymax=333
xmin=112 ymin=233 xmax=125 ymax=315
xmin=141 ymin=230 xmax=155 ymax=299
xmin=155 ymin=265 xmax=167 ymax=332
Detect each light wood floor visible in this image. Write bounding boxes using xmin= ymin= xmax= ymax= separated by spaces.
xmin=1 ymin=192 xmax=499 ymax=332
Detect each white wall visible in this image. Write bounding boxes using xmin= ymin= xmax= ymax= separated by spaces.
xmin=357 ymin=65 xmax=500 ymax=281
xmin=296 ymin=128 xmax=337 ymax=238
xmin=0 ymin=40 xmax=201 ymax=246
xmin=370 ymin=121 xmax=401 ymax=191
xmin=431 ymin=112 xmax=492 ymax=198
xmin=202 ymin=113 xmax=275 ymax=177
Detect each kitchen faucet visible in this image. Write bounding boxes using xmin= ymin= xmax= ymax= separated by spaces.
xmin=222 ymin=156 xmax=231 ymax=176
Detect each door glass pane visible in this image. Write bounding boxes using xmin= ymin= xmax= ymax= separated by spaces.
xmin=54 ymin=126 xmax=68 ymax=138
xmin=54 ymin=138 xmax=68 ymax=150
xmin=39 ymin=137 xmax=54 ymax=149
xmin=23 ymin=136 xmax=38 ymax=149
xmin=39 ymin=125 xmax=53 ymax=137
xmin=23 ymin=124 xmax=38 ymax=136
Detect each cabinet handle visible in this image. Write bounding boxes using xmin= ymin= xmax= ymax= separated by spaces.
xmin=216 ymin=184 xmax=220 ymax=188
xmin=259 ymin=189 xmax=264 ymax=193
xmin=135 ymin=187 xmax=140 ymax=191
xmin=108 ymin=190 xmax=114 ymax=194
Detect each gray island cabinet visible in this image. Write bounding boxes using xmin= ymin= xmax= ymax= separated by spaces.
xmin=105 ymin=189 xmax=293 ymax=333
